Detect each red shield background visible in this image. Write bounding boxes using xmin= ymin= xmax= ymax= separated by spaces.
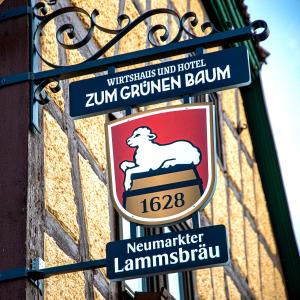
xmin=106 ymin=104 xmax=215 ymax=224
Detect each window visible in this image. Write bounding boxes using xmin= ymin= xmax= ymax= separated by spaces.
xmin=118 ymin=220 xmax=196 ymax=299
xmin=121 ymin=218 xmax=146 ymax=294
xmin=164 ymin=227 xmax=185 ymax=299
xmin=167 ymin=272 xmax=184 ymax=299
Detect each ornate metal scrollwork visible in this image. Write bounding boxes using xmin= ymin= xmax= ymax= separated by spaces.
xmin=33 ymin=2 xmax=184 ymax=68
xmin=33 ymin=1 xmax=270 ymax=66
xmin=31 ymin=1 xmax=192 ymax=101
xmin=30 ymin=1 xmax=269 ymax=107
xmin=180 ymin=12 xmax=227 ymax=38
xmin=34 ymin=78 xmax=61 ymax=105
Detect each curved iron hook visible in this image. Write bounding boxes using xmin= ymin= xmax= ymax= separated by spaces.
xmin=34 ymin=78 xmax=61 ymax=105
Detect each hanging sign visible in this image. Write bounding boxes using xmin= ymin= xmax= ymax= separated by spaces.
xmin=105 ymin=103 xmax=216 ymax=225
xmin=70 ymin=46 xmax=250 ymax=118
xmin=106 ymin=225 xmax=229 ymax=281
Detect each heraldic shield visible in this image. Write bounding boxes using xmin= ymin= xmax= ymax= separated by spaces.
xmin=105 ymin=103 xmax=216 ymax=225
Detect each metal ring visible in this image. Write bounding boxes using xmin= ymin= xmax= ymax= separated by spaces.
xmin=251 ymin=20 xmax=269 ymax=42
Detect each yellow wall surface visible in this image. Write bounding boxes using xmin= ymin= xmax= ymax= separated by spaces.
xmin=44 ymin=234 xmax=86 ymax=300
xmin=40 ymin=0 xmax=286 ymax=299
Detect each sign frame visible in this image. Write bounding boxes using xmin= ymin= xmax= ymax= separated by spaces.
xmin=106 ymin=225 xmax=230 ymax=281
xmin=70 ymin=46 xmax=250 ymax=119
xmin=105 ymin=103 xmax=216 ymax=226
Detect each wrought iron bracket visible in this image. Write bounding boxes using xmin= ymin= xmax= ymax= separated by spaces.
xmin=0 ymin=1 xmax=269 ymax=131
xmin=0 ymin=20 xmax=269 ymax=89
xmin=0 ymin=258 xmax=106 ymax=284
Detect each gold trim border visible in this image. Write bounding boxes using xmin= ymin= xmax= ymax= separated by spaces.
xmin=105 ymin=103 xmax=216 ymax=226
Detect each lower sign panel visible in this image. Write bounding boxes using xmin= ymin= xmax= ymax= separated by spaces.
xmin=106 ymin=225 xmax=229 ymax=281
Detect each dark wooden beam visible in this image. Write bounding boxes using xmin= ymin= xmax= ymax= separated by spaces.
xmin=0 ymin=1 xmax=30 ymax=299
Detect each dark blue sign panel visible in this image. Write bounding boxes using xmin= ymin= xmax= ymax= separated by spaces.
xmin=69 ymin=46 xmax=250 ymax=118
xmin=106 ymin=225 xmax=229 ymax=281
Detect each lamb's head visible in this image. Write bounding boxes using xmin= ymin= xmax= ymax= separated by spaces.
xmin=126 ymin=127 xmax=157 ymax=148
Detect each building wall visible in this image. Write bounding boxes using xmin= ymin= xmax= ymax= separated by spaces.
xmin=37 ymin=0 xmax=287 ymax=299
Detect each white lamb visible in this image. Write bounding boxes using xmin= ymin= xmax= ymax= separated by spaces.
xmin=120 ymin=126 xmax=201 ymax=191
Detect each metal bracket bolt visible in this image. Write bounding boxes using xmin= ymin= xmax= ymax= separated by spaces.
xmin=31 ymin=257 xmax=45 ymax=296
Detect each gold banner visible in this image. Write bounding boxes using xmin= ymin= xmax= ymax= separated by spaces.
xmin=125 ymin=185 xmax=201 ymax=218
xmin=124 ymin=168 xmax=202 ymax=219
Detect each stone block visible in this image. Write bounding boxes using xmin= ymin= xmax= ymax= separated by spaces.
xmin=79 ymin=155 xmax=110 ymax=259
xmin=254 ymin=163 xmax=276 ymax=255
xmin=44 ymin=234 xmax=85 ymax=300
xmin=237 ymin=90 xmax=253 ymax=158
xmin=241 ymin=152 xmax=256 ymax=219
xmin=75 ymin=115 xmax=107 ymax=170
xmin=212 ymin=267 xmax=226 ymax=300
xmin=245 ymin=218 xmax=261 ymax=299
xmin=196 ymin=268 xmax=213 ymax=300
xmin=226 ymin=275 xmax=241 ymax=300
xmin=260 ymin=242 xmax=276 ymax=299
xmin=228 ymin=189 xmax=247 ymax=277
xmin=221 ymin=89 xmax=237 ymax=127
xmin=274 ymin=267 xmax=287 ymax=299
xmin=44 ymin=110 xmax=79 ymax=242
xmin=223 ymin=122 xmax=241 ymax=191
xmin=212 ymin=164 xmax=229 ymax=233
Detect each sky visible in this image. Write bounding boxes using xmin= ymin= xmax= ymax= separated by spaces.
xmin=246 ymin=0 xmax=300 ymax=252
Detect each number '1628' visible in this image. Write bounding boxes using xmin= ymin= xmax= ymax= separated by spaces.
xmin=140 ymin=193 xmax=185 ymax=213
